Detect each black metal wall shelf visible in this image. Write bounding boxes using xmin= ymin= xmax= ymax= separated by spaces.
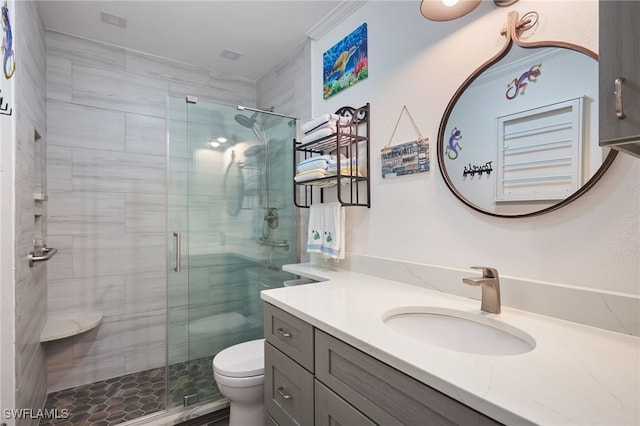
xmin=293 ymin=104 xmax=371 ymax=208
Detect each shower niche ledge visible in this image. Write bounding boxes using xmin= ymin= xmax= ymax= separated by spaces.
xmin=40 ymin=313 xmax=103 ymax=343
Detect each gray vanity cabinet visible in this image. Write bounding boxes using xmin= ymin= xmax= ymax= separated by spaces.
xmin=315 ymin=381 xmax=375 ymax=426
xmin=264 ymin=303 xmax=315 ymax=425
xmin=264 ymin=303 xmax=502 ymax=425
xmin=315 ymin=330 xmax=500 ymax=426
xmin=265 ymin=342 xmax=314 ymax=426
xmin=599 ymin=0 xmax=640 ymax=157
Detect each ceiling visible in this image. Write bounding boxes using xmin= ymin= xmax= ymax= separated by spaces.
xmin=37 ymin=0 xmax=348 ymax=81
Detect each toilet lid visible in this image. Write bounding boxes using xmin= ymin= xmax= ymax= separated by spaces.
xmin=213 ymin=338 xmax=265 ymax=378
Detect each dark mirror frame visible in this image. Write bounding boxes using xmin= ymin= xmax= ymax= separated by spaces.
xmin=437 ymin=11 xmax=617 ymax=218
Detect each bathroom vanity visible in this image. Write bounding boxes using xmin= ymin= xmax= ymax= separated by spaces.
xmin=261 ymin=263 xmax=639 ymax=425
xmin=263 ymin=302 xmax=499 ymax=425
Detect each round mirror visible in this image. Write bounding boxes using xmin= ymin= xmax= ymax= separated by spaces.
xmin=437 ymin=12 xmax=616 ymax=217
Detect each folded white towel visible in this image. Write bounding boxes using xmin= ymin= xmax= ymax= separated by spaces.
xmin=296 ymin=155 xmax=335 ymax=173
xmin=294 ymin=168 xmax=327 ymax=182
xmin=321 ymin=202 xmax=345 ymax=260
xmin=301 ymin=126 xmax=352 ymax=145
xmin=301 ymin=114 xmax=350 ymax=134
xmin=301 ymin=126 xmax=337 ymax=145
xmin=304 ymin=119 xmax=350 ymax=135
xmin=307 ymin=204 xmax=324 ymax=254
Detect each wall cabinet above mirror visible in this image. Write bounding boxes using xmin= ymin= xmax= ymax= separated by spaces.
xmin=437 ymin=11 xmax=617 ymax=218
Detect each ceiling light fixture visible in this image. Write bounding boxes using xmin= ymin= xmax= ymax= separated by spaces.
xmin=421 ymin=0 xmax=518 ymax=22
xmin=420 ymin=0 xmax=480 ymax=21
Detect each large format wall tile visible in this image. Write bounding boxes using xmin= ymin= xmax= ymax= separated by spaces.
xmin=48 ymin=191 xmax=125 ymax=235
xmin=48 ymin=101 xmax=125 ymax=151
xmin=71 ymin=310 xmax=166 ymax=362
xmin=124 ymin=271 xmax=167 ymax=314
xmin=47 ymin=275 xmax=126 ymax=319
xmin=46 ymin=145 xmax=72 ymax=192
xmin=125 ymin=50 xmax=210 ymax=87
xmin=47 ymin=56 xmax=72 ymax=102
xmin=125 ymin=193 xmax=166 ymax=233
xmin=47 ymin=354 xmax=125 ymax=393
xmin=72 ymin=64 xmax=168 ymax=117
xmin=125 ymin=113 xmax=166 ymax=156
xmin=72 ymin=233 xmax=165 ymax=277
xmin=47 ymin=31 xmax=125 ymax=70
xmin=71 ymin=148 xmax=165 ymax=193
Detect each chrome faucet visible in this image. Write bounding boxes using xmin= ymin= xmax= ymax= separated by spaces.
xmin=463 ymin=266 xmax=501 ymax=314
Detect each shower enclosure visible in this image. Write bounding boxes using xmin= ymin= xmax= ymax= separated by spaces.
xmin=166 ymin=97 xmax=298 ymax=407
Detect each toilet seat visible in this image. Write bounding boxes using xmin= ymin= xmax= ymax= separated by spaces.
xmin=213 ymin=338 xmax=265 ymax=378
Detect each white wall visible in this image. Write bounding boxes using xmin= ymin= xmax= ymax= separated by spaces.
xmin=311 ymin=0 xmax=639 ymax=295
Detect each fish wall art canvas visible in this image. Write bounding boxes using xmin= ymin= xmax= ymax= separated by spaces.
xmin=323 ymin=23 xmax=368 ymax=99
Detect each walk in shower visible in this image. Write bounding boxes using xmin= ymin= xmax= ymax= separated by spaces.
xmin=166 ymin=97 xmax=298 ymax=408
xmin=41 ymin=97 xmax=297 ymax=424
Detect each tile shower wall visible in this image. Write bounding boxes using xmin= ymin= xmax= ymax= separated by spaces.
xmin=44 ymin=31 xmax=256 ymax=392
xmin=257 ymin=39 xmax=312 ymax=263
xmin=10 ymin=2 xmax=49 ymax=423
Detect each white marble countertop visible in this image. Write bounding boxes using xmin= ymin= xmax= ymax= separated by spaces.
xmin=260 ymin=263 xmax=640 ymax=425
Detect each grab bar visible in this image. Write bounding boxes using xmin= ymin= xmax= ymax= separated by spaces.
xmin=173 ymin=232 xmax=181 ymax=272
xmin=257 ymin=238 xmax=289 ymax=250
xmin=28 ymin=247 xmax=58 ymax=267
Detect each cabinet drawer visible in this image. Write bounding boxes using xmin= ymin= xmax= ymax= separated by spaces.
xmin=264 ymin=303 xmax=314 ymax=372
xmin=315 ymin=330 xmax=502 ymax=426
xmin=315 ymin=380 xmax=374 ymax=426
xmin=265 ymin=342 xmax=314 ymax=426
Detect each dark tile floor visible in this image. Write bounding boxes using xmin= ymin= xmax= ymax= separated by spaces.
xmin=40 ymin=357 xmax=221 ymax=426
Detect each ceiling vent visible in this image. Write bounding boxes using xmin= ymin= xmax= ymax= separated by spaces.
xmin=220 ymin=49 xmax=243 ymax=61
xmin=100 ymin=11 xmax=127 ymax=28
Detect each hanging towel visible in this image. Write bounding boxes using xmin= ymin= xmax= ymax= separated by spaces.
xmin=321 ymin=202 xmax=345 ymax=260
xmin=307 ymin=204 xmax=324 ymax=254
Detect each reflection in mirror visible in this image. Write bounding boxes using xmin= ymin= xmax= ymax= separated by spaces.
xmin=437 ymin=11 xmax=616 ymax=217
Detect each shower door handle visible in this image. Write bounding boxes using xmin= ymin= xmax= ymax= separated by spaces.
xmin=173 ymin=232 xmax=181 ymax=272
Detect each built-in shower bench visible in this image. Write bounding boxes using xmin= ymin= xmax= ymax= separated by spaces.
xmin=40 ymin=313 xmax=103 ymax=342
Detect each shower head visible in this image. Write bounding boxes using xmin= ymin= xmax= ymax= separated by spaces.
xmin=234 ymin=112 xmax=258 ymax=129
xmin=235 ymin=111 xmax=267 ymax=145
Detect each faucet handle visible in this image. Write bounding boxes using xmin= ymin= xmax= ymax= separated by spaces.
xmin=470 ymin=266 xmax=499 ymax=279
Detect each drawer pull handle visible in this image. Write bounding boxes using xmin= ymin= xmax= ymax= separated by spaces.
xmin=277 ymin=328 xmax=292 ymax=338
xmin=615 ymin=77 xmax=626 ymax=119
xmin=277 ymin=386 xmax=293 ymax=400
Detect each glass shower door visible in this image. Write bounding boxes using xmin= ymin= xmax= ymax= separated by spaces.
xmin=167 ymin=97 xmax=297 ymax=408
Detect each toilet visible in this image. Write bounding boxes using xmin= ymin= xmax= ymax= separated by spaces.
xmin=212 ymin=338 xmax=265 ymax=426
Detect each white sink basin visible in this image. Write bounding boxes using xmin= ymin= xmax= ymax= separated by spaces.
xmin=383 ymin=307 xmax=535 ymax=356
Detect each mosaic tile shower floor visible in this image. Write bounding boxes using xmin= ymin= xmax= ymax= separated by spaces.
xmin=39 ymin=357 xmax=220 ymax=426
